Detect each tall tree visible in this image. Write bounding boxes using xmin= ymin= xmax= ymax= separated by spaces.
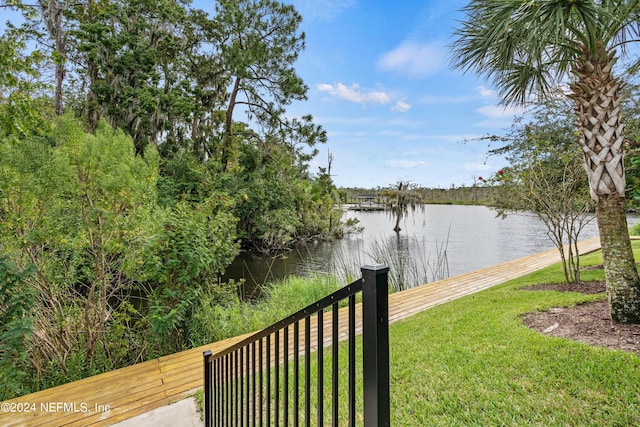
xmin=451 ymin=0 xmax=640 ymax=323
xmin=213 ymin=0 xmax=312 ymax=170
xmin=1 ymin=0 xmax=70 ymax=115
xmin=74 ymin=0 xmax=198 ymax=153
xmin=0 ymin=27 xmax=52 ymax=139
xmin=40 ymin=0 xmax=65 ymax=115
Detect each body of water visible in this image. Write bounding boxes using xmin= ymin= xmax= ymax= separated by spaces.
xmin=224 ymin=205 xmax=640 ymax=294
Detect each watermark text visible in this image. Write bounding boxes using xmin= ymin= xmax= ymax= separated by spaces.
xmin=1 ymin=401 xmax=111 ymax=414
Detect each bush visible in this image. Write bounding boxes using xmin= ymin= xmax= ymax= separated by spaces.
xmin=0 ymin=116 xmax=240 ymax=394
xmin=0 ymin=258 xmax=36 ymax=400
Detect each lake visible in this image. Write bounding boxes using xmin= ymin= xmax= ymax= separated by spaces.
xmin=224 ymin=204 xmax=640 ymax=294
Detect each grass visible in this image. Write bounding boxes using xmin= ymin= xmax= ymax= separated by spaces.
xmin=190 ymin=274 xmax=348 ymax=345
xmin=191 ymin=389 xmax=204 ymax=421
xmin=384 ymin=243 xmax=640 ymax=425
xmin=240 ymin=242 xmax=640 ymax=426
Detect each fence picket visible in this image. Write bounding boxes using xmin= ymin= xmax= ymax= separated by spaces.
xmin=203 ymin=265 xmax=389 ymax=427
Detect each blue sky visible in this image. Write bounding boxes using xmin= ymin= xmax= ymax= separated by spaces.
xmin=276 ymin=0 xmax=525 ymax=189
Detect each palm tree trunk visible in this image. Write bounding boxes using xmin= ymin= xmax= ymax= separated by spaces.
xmin=596 ymin=195 xmax=640 ymax=322
xmin=570 ymin=46 xmax=640 ymax=323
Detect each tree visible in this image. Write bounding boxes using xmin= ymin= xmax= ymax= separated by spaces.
xmin=488 ymin=96 xmax=594 ymax=286
xmin=2 ymin=0 xmax=72 ymax=116
xmin=315 ymin=151 xmax=340 ymax=233
xmin=381 ymin=181 xmax=423 ymax=233
xmin=1 ymin=0 xmax=330 ymax=254
xmin=452 ymin=0 xmax=640 ymax=323
xmin=0 ymin=27 xmax=52 ymax=139
xmin=74 ymin=0 xmax=197 ymax=153
xmin=39 ymin=0 xmax=66 ymax=115
xmin=214 ymin=0 xmax=318 ymax=170
xmin=0 ymin=116 xmax=162 ymax=379
xmin=0 ymin=114 xmax=240 ymax=389
xmin=222 ymin=131 xmax=318 ymax=252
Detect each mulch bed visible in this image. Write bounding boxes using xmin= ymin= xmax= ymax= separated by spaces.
xmin=520 ymin=280 xmax=640 ymax=356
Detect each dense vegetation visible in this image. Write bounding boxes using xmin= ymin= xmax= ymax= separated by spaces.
xmin=0 ymin=0 xmax=342 ymax=399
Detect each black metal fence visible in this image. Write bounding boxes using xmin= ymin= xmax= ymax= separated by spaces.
xmin=203 ymin=264 xmax=390 ymax=427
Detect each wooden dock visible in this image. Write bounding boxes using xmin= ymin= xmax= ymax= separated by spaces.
xmin=0 ymin=237 xmax=604 ymax=426
xmin=347 ymin=202 xmax=386 ymax=211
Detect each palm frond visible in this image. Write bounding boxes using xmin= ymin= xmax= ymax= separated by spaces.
xmin=450 ymin=0 xmax=640 ymax=105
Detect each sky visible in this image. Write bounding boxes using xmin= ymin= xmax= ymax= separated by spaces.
xmin=277 ymin=0 xmax=525 ymax=189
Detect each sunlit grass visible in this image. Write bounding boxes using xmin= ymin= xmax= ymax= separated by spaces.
xmin=257 ymin=241 xmax=640 ymax=426
xmin=386 ymin=241 xmax=640 ymax=425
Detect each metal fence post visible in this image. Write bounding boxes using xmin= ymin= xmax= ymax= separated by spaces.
xmin=361 ymin=264 xmax=390 ymax=427
xmin=203 ymin=350 xmax=212 ymax=427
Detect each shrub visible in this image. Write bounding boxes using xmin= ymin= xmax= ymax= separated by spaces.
xmin=0 ymin=258 xmax=36 ymax=400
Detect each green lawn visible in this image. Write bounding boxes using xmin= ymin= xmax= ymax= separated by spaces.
xmin=386 ymin=245 xmax=640 ymax=426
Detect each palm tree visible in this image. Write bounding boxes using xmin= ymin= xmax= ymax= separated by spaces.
xmin=451 ymin=0 xmax=640 ymax=323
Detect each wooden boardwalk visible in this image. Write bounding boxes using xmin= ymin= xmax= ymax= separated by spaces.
xmin=0 ymin=237 xmax=604 ymax=426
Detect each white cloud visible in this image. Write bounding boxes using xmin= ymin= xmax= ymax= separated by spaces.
xmin=386 ymin=160 xmax=427 ymax=168
xmin=418 ymin=87 xmax=496 ymax=108
xmin=392 ymin=101 xmax=411 ymax=112
xmin=376 ymin=130 xmax=405 ymax=137
xmin=317 ymin=83 xmax=391 ymax=105
xmin=377 ymin=41 xmax=446 ymax=77
xmin=477 ymin=85 xmax=497 ymax=98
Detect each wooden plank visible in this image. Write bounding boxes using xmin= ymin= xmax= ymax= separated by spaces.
xmin=0 ymin=358 xmax=165 ymax=427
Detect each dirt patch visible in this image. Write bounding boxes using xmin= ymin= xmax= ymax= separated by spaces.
xmin=521 ymin=281 xmax=640 ymax=356
xmin=520 ymin=280 xmax=605 ymax=294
